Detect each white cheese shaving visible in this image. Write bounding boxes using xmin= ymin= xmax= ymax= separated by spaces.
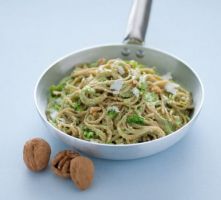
xmin=165 ymin=82 xmax=179 ymax=95
xmin=132 ymin=87 xmax=140 ymax=97
xmin=117 ymin=66 xmax=125 ymax=75
xmin=50 ymin=110 xmax=58 ymax=120
xmin=139 ymin=74 xmax=147 ymax=83
xmin=107 ymin=106 xmax=120 ymax=113
xmin=55 ymin=98 xmax=62 ymax=104
xmin=112 ymin=91 xmax=119 ymax=95
xmin=111 ymin=59 xmax=125 ymax=75
xmin=132 ymin=75 xmax=136 ymax=80
xmin=97 ymin=66 xmax=104 ymax=72
xmin=131 ymin=69 xmax=139 ymax=77
xmin=110 ymin=79 xmax=123 ymax=92
xmin=162 ymin=72 xmax=173 ymax=80
xmin=131 ymin=69 xmax=140 ymax=80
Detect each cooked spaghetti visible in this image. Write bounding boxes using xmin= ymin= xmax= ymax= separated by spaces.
xmin=46 ymin=58 xmax=193 ymax=144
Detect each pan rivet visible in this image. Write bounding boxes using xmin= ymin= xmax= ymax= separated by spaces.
xmin=121 ymin=47 xmax=130 ymax=56
xmin=136 ymin=50 xmax=144 ymax=58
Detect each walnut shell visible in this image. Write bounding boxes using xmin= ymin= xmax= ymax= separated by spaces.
xmin=70 ymin=156 xmax=94 ymax=190
xmin=23 ymin=138 xmax=51 ymax=171
xmin=51 ymin=150 xmax=80 ymax=178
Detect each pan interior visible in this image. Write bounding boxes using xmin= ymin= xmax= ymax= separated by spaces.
xmin=35 ymin=44 xmax=203 ymax=122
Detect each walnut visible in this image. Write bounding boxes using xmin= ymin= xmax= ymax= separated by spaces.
xmin=151 ymin=85 xmax=162 ymax=94
xmin=23 ymin=138 xmax=51 ymax=171
xmin=70 ymin=156 xmax=94 ymax=190
xmin=132 ymin=79 xmax=138 ymax=86
xmin=98 ymin=58 xmax=106 ymax=65
xmin=51 ymin=150 xmax=80 ymax=178
xmin=89 ymin=107 xmax=101 ymax=114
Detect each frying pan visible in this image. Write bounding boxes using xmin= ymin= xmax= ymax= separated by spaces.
xmin=34 ymin=0 xmax=204 ymax=160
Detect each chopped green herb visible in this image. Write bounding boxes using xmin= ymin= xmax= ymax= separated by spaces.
xmin=97 ymin=77 xmax=107 ymax=82
xmin=127 ymin=60 xmax=144 ymax=68
xmin=89 ymin=61 xmax=98 ymax=68
xmin=53 ymin=104 xmax=61 ymax=110
xmin=127 ymin=114 xmax=145 ymax=125
xmin=60 ymin=76 xmax=71 ymax=85
xmin=155 ymin=114 xmax=174 ymax=134
xmin=71 ymin=101 xmax=82 ymax=111
xmin=138 ymin=82 xmax=147 ymax=93
xmin=107 ymin=110 xmax=118 ymax=119
xmin=128 ymin=60 xmax=137 ymax=68
xmin=145 ymin=92 xmax=159 ymax=103
xmin=49 ymin=83 xmax=65 ymax=96
xmin=169 ymin=94 xmax=174 ymax=99
xmin=163 ymin=120 xmax=174 ymax=134
xmin=120 ymin=91 xmax=132 ymax=98
xmin=107 ymin=106 xmax=119 ymax=119
xmin=174 ymin=116 xmax=182 ymax=127
xmin=83 ymin=86 xmax=95 ymax=94
xmin=83 ymin=129 xmax=95 ymax=139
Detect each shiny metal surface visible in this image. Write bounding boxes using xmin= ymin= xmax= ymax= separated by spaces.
xmin=34 ymin=44 xmax=204 ymax=160
xmin=124 ymin=0 xmax=152 ymax=45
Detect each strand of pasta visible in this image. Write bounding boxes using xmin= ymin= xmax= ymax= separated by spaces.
xmin=46 ymin=58 xmax=193 ymax=144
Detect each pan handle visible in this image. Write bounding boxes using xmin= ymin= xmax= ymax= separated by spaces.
xmin=123 ymin=0 xmax=152 ymax=45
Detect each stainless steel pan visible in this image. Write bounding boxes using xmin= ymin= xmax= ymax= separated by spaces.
xmin=35 ymin=0 xmax=204 ymax=160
